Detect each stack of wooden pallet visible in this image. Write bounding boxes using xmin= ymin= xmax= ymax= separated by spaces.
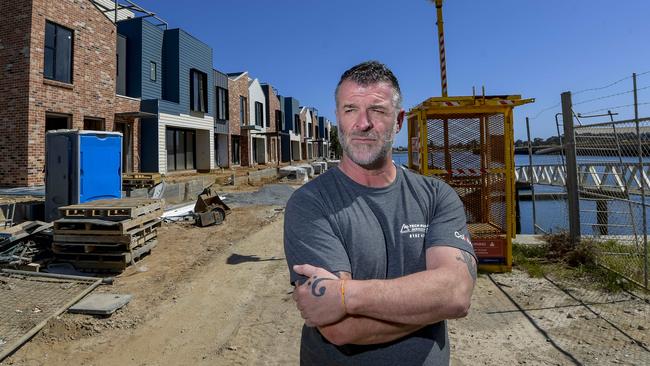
xmin=52 ymin=198 xmax=163 ymax=272
xmin=122 ymin=173 xmax=162 ymax=190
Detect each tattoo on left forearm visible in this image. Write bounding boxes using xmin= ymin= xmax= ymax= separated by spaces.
xmin=456 ymin=251 xmax=477 ymax=281
xmin=310 ymin=276 xmax=334 ymax=297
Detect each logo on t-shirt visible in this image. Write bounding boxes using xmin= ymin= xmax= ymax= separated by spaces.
xmin=455 ymin=231 xmax=473 ymax=245
xmin=400 ymin=223 xmax=428 ymax=238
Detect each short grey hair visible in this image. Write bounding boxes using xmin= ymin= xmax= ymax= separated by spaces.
xmin=335 ymin=61 xmax=403 ymax=109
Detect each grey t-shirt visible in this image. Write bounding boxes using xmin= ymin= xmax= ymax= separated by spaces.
xmin=284 ymin=165 xmax=475 ymax=366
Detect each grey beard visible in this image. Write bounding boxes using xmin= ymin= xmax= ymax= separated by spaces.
xmin=340 ymin=128 xmax=395 ymax=169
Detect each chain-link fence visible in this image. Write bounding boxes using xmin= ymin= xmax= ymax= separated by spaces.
xmin=0 ymin=270 xmax=102 ymax=361
xmin=426 ymin=115 xmax=509 ymax=238
xmin=573 ymin=118 xmax=650 ymax=289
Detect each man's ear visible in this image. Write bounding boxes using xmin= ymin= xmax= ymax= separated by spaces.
xmin=395 ymin=110 xmax=405 ymax=133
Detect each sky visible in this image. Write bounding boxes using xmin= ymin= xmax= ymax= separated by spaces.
xmin=126 ymin=0 xmax=650 ymax=147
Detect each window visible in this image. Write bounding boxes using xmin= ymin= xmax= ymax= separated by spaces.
xmin=166 ymin=128 xmax=196 ymax=171
xmin=231 ymin=136 xmax=241 ymax=165
xmin=150 ymin=61 xmax=157 ymax=81
xmin=239 ymin=96 xmax=248 ymax=125
xmin=83 ymin=117 xmax=105 ymax=131
xmin=44 ymin=21 xmax=73 ymax=84
xmin=190 ymin=69 xmax=208 ymax=112
xmin=254 ymin=102 xmax=263 ymax=127
xmin=294 ymin=114 xmax=300 ymax=135
xmin=266 ymin=108 xmax=271 ymax=128
xmin=216 ymin=87 xmax=229 ymax=120
xmin=275 ymin=110 xmax=283 ymax=131
xmin=45 ymin=114 xmax=70 ymax=131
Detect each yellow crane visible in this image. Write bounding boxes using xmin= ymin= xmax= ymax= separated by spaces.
xmin=432 ymin=0 xmax=448 ymax=97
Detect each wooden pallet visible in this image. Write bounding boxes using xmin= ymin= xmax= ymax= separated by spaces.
xmin=53 ymin=219 xmax=161 ymax=245
xmin=55 ymin=238 xmax=157 ymax=272
xmin=123 ymin=173 xmax=162 ymax=189
xmin=59 ymin=199 xmax=163 ymax=221
xmin=53 ymin=209 xmax=163 ymax=235
xmin=123 ymin=173 xmax=162 ymax=181
xmin=53 ymin=224 xmax=159 ymax=254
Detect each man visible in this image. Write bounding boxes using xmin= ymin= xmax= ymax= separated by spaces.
xmin=283 ymin=61 xmax=476 ymax=365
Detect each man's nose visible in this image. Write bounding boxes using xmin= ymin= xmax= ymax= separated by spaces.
xmin=354 ymin=110 xmax=373 ymax=131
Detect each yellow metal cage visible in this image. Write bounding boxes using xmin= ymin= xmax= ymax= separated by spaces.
xmin=407 ymin=95 xmax=533 ymax=272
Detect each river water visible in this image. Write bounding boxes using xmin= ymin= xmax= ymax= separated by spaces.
xmin=392 ymin=152 xmax=647 ymax=235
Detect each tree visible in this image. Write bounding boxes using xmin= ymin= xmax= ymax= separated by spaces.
xmin=330 ymin=127 xmax=342 ymax=159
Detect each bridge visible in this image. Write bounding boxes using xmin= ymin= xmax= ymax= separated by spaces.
xmin=515 ymin=163 xmax=650 ymax=196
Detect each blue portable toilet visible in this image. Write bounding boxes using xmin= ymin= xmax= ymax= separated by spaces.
xmin=45 ymin=130 xmax=123 ymax=221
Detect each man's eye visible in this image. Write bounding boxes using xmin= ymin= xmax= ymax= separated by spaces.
xmin=371 ymin=109 xmax=386 ymax=114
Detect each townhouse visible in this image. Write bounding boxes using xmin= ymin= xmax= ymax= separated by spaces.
xmin=261 ymin=84 xmax=282 ymax=165
xmin=0 ymin=0 xmax=143 ymax=187
xmin=246 ymin=77 xmax=267 ymax=165
xmin=281 ymin=97 xmax=302 ymax=162
xmin=0 ymin=0 xmax=333 ymax=187
xmin=117 ymin=18 xmax=215 ymax=174
xmin=213 ymin=69 xmax=230 ymax=167
xmin=316 ymin=116 xmax=331 ymax=159
xmin=299 ymin=107 xmax=315 ymax=160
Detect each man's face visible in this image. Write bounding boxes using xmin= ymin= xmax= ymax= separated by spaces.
xmin=335 ymin=80 xmax=403 ymax=169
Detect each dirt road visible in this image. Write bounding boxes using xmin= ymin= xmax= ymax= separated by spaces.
xmin=2 ymin=200 xmax=649 ymax=365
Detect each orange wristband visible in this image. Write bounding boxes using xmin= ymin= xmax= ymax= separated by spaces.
xmin=340 ymin=280 xmax=347 ymax=313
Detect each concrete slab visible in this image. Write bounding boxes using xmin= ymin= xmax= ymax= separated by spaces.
xmin=68 ymin=294 xmax=133 ymax=315
xmin=296 ymin=164 xmax=314 ymax=178
xmin=327 ymin=160 xmax=340 ymax=169
xmin=279 ymin=167 xmax=308 ymax=183
xmin=311 ymin=162 xmax=327 ymax=175
xmin=311 ymin=163 xmax=322 ymax=175
xmin=513 ymin=234 xmax=546 ymax=245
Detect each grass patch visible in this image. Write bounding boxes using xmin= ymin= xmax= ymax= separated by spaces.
xmin=513 ymin=232 xmax=643 ymax=292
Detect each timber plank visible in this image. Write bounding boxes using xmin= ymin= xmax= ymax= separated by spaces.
xmin=59 ymin=199 xmax=163 ymax=220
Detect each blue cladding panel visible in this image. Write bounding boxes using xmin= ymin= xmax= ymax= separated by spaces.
xmin=214 ymin=69 xmax=228 ymax=89
xmin=79 ymin=134 xmax=122 ymax=202
xmin=214 ymin=121 xmax=228 ymax=134
xmin=117 ymin=18 xmax=142 ymax=98
xmin=141 ymin=21 xmax=164 ymax=100
xmin=159 ymin=29 xmax=214 ymax=117
xmin=283 ymin=97 xmax=300 ymax=132
xmin=162 ymin=29 xmax=179 ymax=103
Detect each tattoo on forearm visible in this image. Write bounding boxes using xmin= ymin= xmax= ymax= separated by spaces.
xmin=310 ymin=276 xmax=333 ymax=297
xmin=456 ymin=251 xmax=477 ymax=281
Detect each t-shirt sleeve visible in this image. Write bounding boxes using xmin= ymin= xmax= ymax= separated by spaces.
xmin=424 ymin=181 xmax=476 ymax=260
xmin=283 ymin=188 xmax=351 ymax=286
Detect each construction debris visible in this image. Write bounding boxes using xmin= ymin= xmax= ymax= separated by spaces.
xmin=193 ymin=185 xmax=231 ymax=227
xmin=162 ymin=185 xmax=230 ymax=227
xmin=0 ymin=221 xmax=53 ymax=270
xmin=122 ymin=173 xmax=162 ymax=190
xmin=52 ymin=199 xmax=163 ymax=272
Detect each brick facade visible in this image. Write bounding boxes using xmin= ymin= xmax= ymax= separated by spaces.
xmin=0 ymin=0 xmax=32 ymax=186
xmin=0 ymin=0 xmax=141 ymax=187
xmin=227 ymin=73 xmax=248 ymax=166
xmin=265 ymin=85 xmax=280 ymax=164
